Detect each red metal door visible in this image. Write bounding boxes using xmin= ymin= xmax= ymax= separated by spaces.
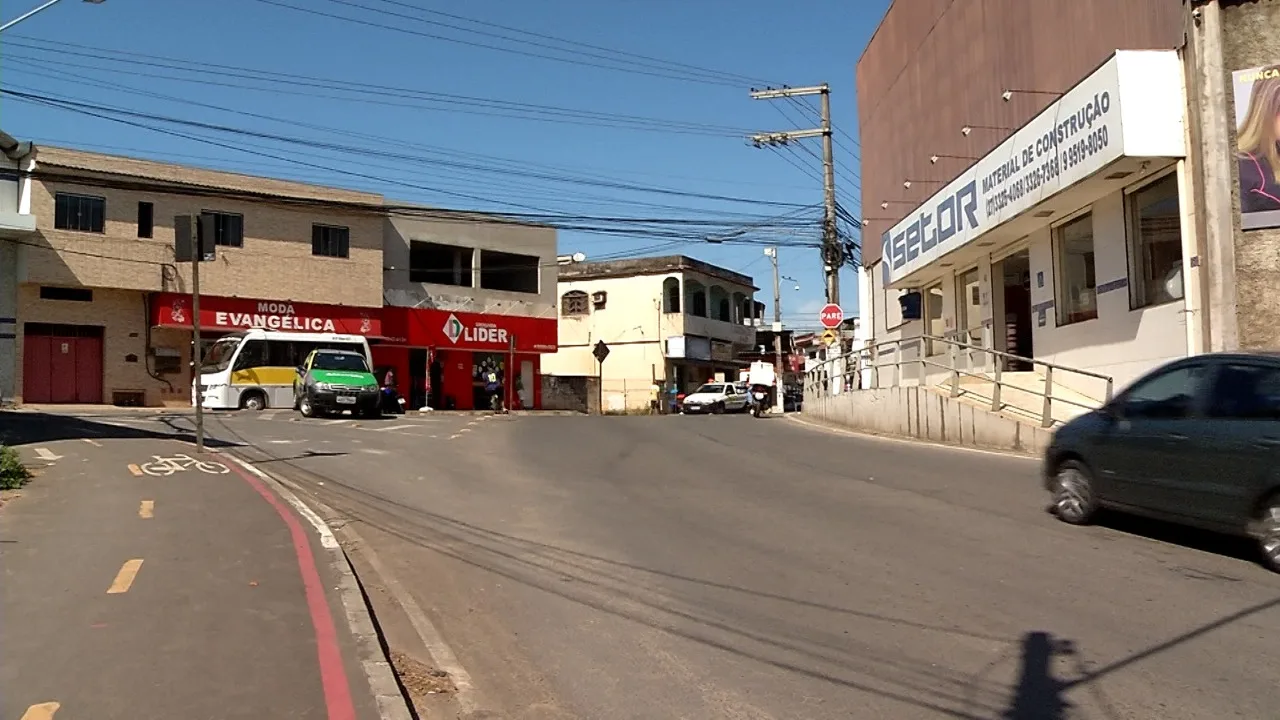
xmin=21 ymin=334 xmax=53 ymax=404
xmin=49 ymin=336 xmax=77 ymax=403
xmin=75 ymin=334 xmax=103 ymax=403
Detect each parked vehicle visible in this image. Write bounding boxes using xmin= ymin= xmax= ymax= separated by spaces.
xmin=293 ymin=348 xmax=381 ymax=418
xmin=1043 ymin=353 xmax=1280 ymax=572
xmin=681 ymin=383 xmax=749 ymax=414
xmin=195 ymin=329 xmax=372 ymax=411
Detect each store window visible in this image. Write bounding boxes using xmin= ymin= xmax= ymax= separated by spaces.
xmin=479 ymin=250 xmax=539 ymax=294
xmin=956 ymin=267 xmax=981 ymax=346
xmin=1126 ymin=173 xmax=1184 ymax=309
xmin=1054 ymin=213 xmax=1098 ymax=325
xmin=924 ymin=282 xmax=945 ymax=356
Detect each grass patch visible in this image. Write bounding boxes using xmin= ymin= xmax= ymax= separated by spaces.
xmin=0 ymin=445 xmax=32 ymax=490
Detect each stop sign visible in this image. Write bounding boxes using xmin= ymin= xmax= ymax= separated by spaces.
xmin=818 ymin=303 xmax=844 ymax=329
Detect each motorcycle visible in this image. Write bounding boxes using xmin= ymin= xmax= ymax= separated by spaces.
xmin=750 ymin=384 xmax=772 ymax=418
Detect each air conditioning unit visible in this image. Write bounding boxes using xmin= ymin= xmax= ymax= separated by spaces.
xmin=591 ymin=291 xmax=608 ymax=308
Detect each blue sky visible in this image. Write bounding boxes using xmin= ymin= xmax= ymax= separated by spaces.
xmin=1 ymin=0 xmax=888 ymax=326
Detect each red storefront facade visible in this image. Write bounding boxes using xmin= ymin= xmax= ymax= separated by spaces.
xmin=149 ymin=292 xmax=558 ymax=411
xmin=374 ymin=307 xmax=557 ymax=411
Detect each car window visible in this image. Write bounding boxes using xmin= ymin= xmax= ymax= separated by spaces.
xmin=1119 ymin=364 xmax=1208 ymax=420
xmin=694 ymin=384 xmax=725 ymax=395
xmin=312 ymin=352 xmax=370 ymax=372
xmin=1206 ymin=363 xmax=1280 ymax=420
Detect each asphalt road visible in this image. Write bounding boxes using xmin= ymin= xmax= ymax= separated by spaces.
xmin=199 ymin=410 xmax=1280 ymax=720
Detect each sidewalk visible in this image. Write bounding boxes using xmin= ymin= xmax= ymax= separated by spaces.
xmin=0 ymin=416 xmax=402 ymax=719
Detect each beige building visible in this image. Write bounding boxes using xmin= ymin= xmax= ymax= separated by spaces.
xmin=4 ymin=143 xmax=384 ymax=406
xmin=544 ymin=256 xmax=760 ymax=412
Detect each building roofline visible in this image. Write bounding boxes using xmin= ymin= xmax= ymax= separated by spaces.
xmin=558 ymin=255 xmax=759 ymax=291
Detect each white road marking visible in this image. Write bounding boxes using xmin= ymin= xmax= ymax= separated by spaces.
xmin=360 ymin=448 xmax=389 ymax=455
xmin=33 ymin=448 xmax=62 ymax=462
xmin=81 ymin=438 xmax=102 ymax=447
xmin=449 ymin=434 xmax=462 ymax=440
xmin=268 ymin=439 xmax=303 ymax=445
xmin=220 ymin=453 xmax=424 ymax=719
xmin=373 ymin=425 xmax=416 ymax=432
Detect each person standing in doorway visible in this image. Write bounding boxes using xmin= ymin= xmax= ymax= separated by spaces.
xmin=485 ymin=366 xmax=505 ymax=414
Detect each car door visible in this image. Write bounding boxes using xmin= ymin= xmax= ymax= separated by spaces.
xmin=1087 ymin=360 xmax=1212 ymax=516
xmin=295 ymin=350 xmax=316 ymax=399
xmin=1184 ymin=361 xmax=1280 ymax=529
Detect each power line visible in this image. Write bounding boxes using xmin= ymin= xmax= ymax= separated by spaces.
xmin=5 ymin=87 xmax=815 ymax=213
xmin=252 ymin=0 xmax=750 ymax=88
xmin=2 ymin=39 xmax=754 ymax=137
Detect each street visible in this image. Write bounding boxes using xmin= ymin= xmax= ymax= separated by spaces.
xmin=175 ymin=409 xmax=1280 ymax=720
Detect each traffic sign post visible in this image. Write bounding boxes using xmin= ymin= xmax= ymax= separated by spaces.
xmin=818 ymin=303 xmax=844 ymax=329
xmin=593 ymin=341 xmax=610 ymax=414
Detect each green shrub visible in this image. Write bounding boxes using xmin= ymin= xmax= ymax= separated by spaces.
xmin=0 ymin=446 xmax=31 ymax=490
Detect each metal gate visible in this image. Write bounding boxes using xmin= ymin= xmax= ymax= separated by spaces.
xmin=22 ymin=323 xmax=104 ymax=404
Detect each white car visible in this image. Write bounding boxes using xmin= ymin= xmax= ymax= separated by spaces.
xmin=680 ymin=383 xmax=750 ymax=414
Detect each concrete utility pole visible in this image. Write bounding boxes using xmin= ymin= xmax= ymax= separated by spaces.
xmin=749 ymin=84 xmax=841 ymax=307
xmin=766 ymin=247 xmax=785 ymax=413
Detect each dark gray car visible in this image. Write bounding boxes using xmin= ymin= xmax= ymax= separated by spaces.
xmin=1043 ymin=353 xmax=1280 ymax=572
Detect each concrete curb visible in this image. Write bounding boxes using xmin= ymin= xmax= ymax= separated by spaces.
xmin=785 ymin=413 xmax=1040 ymax=460
xmin=219 ymin=451 xmax=416 ymax=720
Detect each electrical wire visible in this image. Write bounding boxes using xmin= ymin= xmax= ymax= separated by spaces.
xmin=1 ymin=40 xmax=754 ymax=137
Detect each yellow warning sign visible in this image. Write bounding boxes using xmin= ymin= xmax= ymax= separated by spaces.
xmin=821 ymin=328 xmax=838 ymax=346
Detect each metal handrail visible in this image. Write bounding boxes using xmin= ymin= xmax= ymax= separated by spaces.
xmin=803 ymin=333 xmax=1115 ymax=428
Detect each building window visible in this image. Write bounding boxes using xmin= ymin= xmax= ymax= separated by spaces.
xmin=479 ymin=250 xmax=539 ymax=294
xmin=1054 ymin=213 xmax=1098 ymax=325
xmin=53 ymin=192 xmax=105 ymax=233
xmin=409 ymin=241 xmax=473 ymax=287
xmin=38 ymin=286 xmax=93 ymax=302
xmin=956 ymin=267 xmax=981 ymax=345
xmin=202 ymin=211 xmax=244 ymax=247
xmin=1126 ymin=173 xmax=1183 ymax=309
xmin=311 ymin=224 xmax=350 ymax=258
xmin=137 ymin=201 xmax=154 ymax=239
xmin=561 ymin=290 xmax=589 ymax=316
xmin=662 ymin=277 xmax=681 ymax=313
xmin=924 ymin=282 xmax=945 ymax=355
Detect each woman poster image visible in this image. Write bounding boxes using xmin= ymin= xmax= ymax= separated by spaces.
xmin=1235 ymin=63 xmax=1280 ymax=227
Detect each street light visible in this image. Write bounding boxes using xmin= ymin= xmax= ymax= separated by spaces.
xmin=0 ymin=0 xmax=103 ymax=33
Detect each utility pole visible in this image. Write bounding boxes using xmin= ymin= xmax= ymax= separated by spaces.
xmin=192 ymin=224 xmax=204 ymax=453
xmin=767 ymin=247 xmax=784 ymax=414
xmin=749 ymin=84 xmax=841 ymax=307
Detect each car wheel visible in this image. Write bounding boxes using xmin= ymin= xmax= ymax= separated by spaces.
xmin=240 ymin=391 xmax=266 ymax=412
xmin=1052 ymin=459 xmax=1098 ymax=525
xmin=299 ymin=395 xmax=317 ymax=418
xmin=712 ymin=401 xmax=725 ymax=415
xmin=1256 ymin=495 xmax=1280 ymax=573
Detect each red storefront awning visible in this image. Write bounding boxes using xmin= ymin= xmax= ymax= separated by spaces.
xmin=151 ymin=292 xmax=382 ymax=337
xmin=381 ymin=306 xmax=557 ymax=354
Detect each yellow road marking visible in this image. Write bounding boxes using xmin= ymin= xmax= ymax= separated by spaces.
xmin=127 ymin=464 xmax=143 ymax=476
xmin=139 ymin=500 xmax=154 ymax=519
xmin=21 ymin=702 xmax=60 ymax=719
xmin=107 ymin=559 xmax=144 ymax=594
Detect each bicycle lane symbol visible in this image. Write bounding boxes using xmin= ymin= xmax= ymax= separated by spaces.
xmin=133 ymin=454 xmax=231 ymax=477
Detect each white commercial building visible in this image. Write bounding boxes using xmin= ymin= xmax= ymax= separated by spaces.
xmin=864 ymin=50 xmax=1195 ymax=399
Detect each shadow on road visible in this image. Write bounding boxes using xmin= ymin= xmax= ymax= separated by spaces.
xmin=1097 ymin=510 xmax=1260 ymax=570
xmin=0 ymin=411 xmax=241 ymax=449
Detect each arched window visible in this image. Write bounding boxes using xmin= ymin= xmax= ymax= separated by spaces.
xmin=560 ymin=290 xmax=589 ymax=316
xmin=686 ymin=280 xmax=708 ymax=317
xmin=710 ymin=286 xmax=730 ymax=322
xmin=662 ymin=277 xmax=681 ymax=313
